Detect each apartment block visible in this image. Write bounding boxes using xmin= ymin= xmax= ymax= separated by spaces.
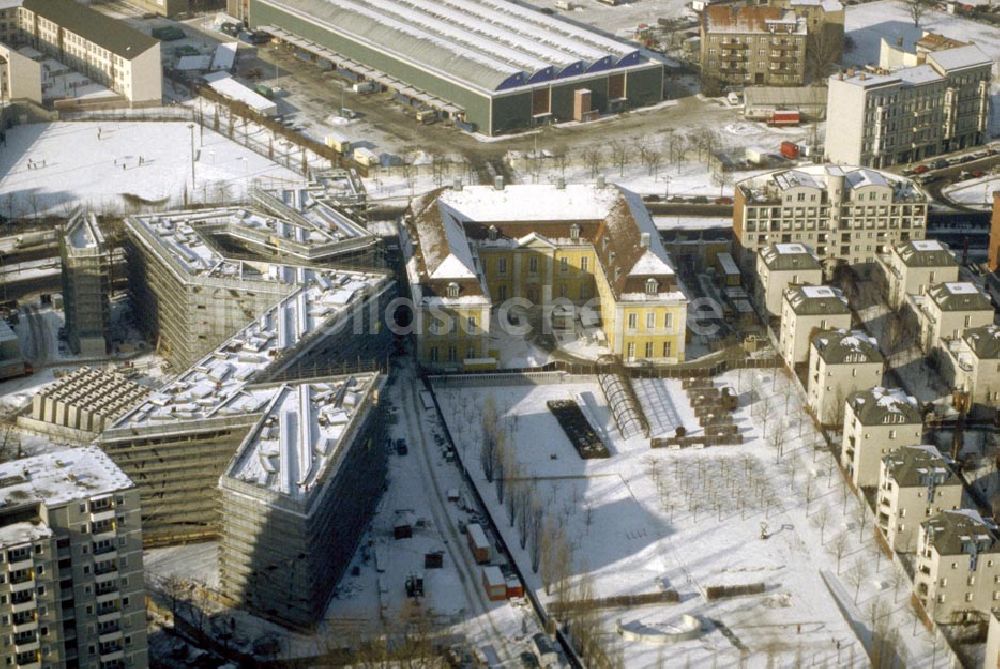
xmin=61 ymin=213 xmax=112 ymax=357
xmin=914 ymin=510 xmax=1000 ymax=624
xmin=700 ymin=6 xmax=808 ymax=87
xmin=806 ymin=329 xmax=883 ymax=425
xmin=14 ymin=0 xmax=162 ymax=105
xmin=877 ymin=238 xmax=959 ymax=309
xmin=841 ymin=386 xmax=922 ymax=489
xmin=825 ymin=44 xmax=992 ymax=168
xmin=908 ymin=281 xmax=994 ymax=354
xmin=987 ymin=611 xmax=1000 ymax=669
xmin=0 ymin=41 xmax=39 ymax=104
xmin=877 ymin=445 xmax=961 ymax=553
xmin=778 ymin=284 xmax=851 ymax=365
xmin=756 ymin=243 xmax=823 ymax=316
xmin=733 ymin=164 xmax=927 ymax=272
xmin=406 ymin=182 xmax=688 ymax=369
xmin=0 ymin=447 xmax=147 ymax=669
xmin=219 ymin=373 xmax=387 ymax=629
xmin=940 ymin=324 xmax=1000 ymax=408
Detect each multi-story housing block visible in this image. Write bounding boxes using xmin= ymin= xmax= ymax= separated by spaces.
xmin=219 ymin=373 xmax=387 ymax=629
xmin=825 ymin=44 xmax=992 ymax=168
xmin=940 ymin=324 xmax=1000 ymax=408
xmin=914 ymin=510 xmax=1000 ymax=624
xmin=877 ymin=238 xmax=959 ymax=309
xmin=807 ymin=329 xmax=883 ymax=425
xmin=701 ymin=6 xmax=808 ymax=87
xmin=0 ymin=448 xmax=147 ymax=669
xmin=842 ymin=386 xmax=922 ymax=489
xmin=909 ymin=281 xmax=994 ymax=354
xmin=14 ymin=0 xmax=161 ymax=105
xmin=779 ymin=284 xmax=851 ymax=365
xmin=61 ymin=213 xmax=112 ymax=357
xmin=734 ymin=164 xmax=927 ymax=272
xmin=877 ymin=445 xmax=962 ymax=553
xmin=756 ymin=243 xmax=824 ymax=316
xmin=406 ymin=182 xmax=689 ymax=369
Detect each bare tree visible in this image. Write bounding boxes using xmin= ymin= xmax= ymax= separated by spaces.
xmin=581 ymin=146 xmax=604 ymax=178
xmin=908 ymin=0 xmax=930 ymax=26
xmin=830 ymin=532 xmax=849 ymax=573
xmin=846 ymin=557 xmax=870 ymax=604
xmin=812 ymin=504 xmax=832 ymax=543
xmin=667 ymin=131 xmax=687 ymax=173
xmin=609 ymin=140 xmax=629 ymax=177
xmin=853 ymin=500 xmax=869 ymax=542
xmin=806 ymin=26 xmax=843 ymax=81
xmin=639 ymin=143 xmax=664 ymax=177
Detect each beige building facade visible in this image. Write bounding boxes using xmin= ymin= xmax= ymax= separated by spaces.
xmin=756 ymin=243 xmax=823 ymax=316
xmin=806 ymin=329 xmax=883 ymax=425
xmin=0 ymin=448 xmax=147 ymax=669
xmin=878 ymin=445 xmax=961 ymax=553
xmin=700 ymin=5 xmax=808 ymax=87
xmin=842 ymin=386 xmax=923 ymax=489
xmin=940 ymin=324 xmax=1000 ymax=408
xmin=909 ymin=281 xmax=994 ymax=354
xmin=0 ymin=41 xmax=39 ymax=104
xmin=914 ymin=510 xmax=1000 ymax=624
xmin=734 ymin=164 xmax=927 ymax=272
xmin=877 ymin=238 xmax=959 ymax=309
xmin=779 ymin=284 xmax=851 ymax=365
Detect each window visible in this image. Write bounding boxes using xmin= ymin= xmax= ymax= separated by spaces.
xmin=581 ymin=257 xmax=589 ymax=272
xmin=626 ymin=342 xmax=635 ymax=359
xmin=429 ymin=346 xmax=438 ymax=362
xmin=645 ymin=342 xmax=654 ymax=358
xmin=663 ymin=341 xmax=672 ymax=357
xmin=889 ymin=430 xmax=896 ymax=439
xmin=446 ymin=282 xmax=459 ymax=298
xmin=560 ymin=257 xmax=568 ymax=272
xmin=645 ymin=278 xmax=658 ymax=294
xmin=570 ymin=224 xmax=580 ymax=240
xmin=466 ymin=316 xmax=477 ymax=332
xmin=646 ymin=313 xmax=655 ymax=329
xmin=497 ymin=258 xmax=507 ymax=274
xmin=664 ymin=313 xmax=673 ymax=330
xmin=529 ymin=256 xmax=538 ymax=273
xmin=628 ymin=313 xmax=638 ymax=329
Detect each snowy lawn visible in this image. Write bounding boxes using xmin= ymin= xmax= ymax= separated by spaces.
xmin=434 ymin=370 xmax=946 ymax=667
xmin=0 ymin=122 xmax=300 ymax=216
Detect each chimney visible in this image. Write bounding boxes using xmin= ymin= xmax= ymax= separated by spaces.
xmin=837 ymin=71 xmax=844 ymax=80
xmin=453 ymin=177 xmax=463 ymax=191
xmin=859 ymin=71 xmax=867 ymax=81
xmin=596 ymin=174 xmax=605 ymax=188
xmin=640 ymin=232 xmax=650 ymax=248
xmin=494 ymin=175 xmax=504 ymax=191
xmin=556 ymin=177 xmax=566 ymax=189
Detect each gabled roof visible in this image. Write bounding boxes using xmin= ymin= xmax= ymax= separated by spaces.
xmin=847 ymin=386 xmax=921 ymax=425
xmin=883 ymin=445 xmax=956 ymax=488
xmin=896 ymin=239 xmax=958 ymax=268
xmin=784 ymin=284 xmax=850 ymax=315
xmin=812 ymin=328 xmax=882 ymax=364
xmin=963 ymin=324 xmax=1000 ymax=360
xmin=760 ymin=243 xmax=821 ymax=271
xmin=921 ymin=509 xmax=999 ymax=556
xmin=22 ymin=0 xmax=158 ymax=59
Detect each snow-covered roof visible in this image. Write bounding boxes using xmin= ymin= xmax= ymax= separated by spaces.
xmin=812 ymin=328 xmax=882 ymax=364
xmin=0 ymin=447 xmax=132 ymax=509
xmin=739 ymin=163 xmax=922 ymax=203
xmin=847 ymin=386 xmax=920 ymax=424
xmin=963 ymin=324 xmax=1000 ymax=359
xmin=0 ymin=522 xmax=52 ymax=549
xmin=204 ymin=73 xmax=277 ymax=114
xmin=64 ymin=211 xmax=103 ymax=251
xmin=256 ymin=0 xmax=645 ymax=93
xmin=926 ymin=44 xmax=992 ymax=72
xmin=785 ymin=284 xmax=849 ymax=314
xmin=883 ymin=445 xmax=956 ymax=488
xmin=896 ymin=239 xmax=958 ymax=268
xmin=704 ymin=5 xmax=807 ymax=35
xmin=760 ymin=243 xmax=821 ymax=271
xmin=224 ymin=374 xmax=381 ymax=501
xmin=115 ymin=268 xmax=382 ymax=428
xmin=788 ymin=0 xmax=842 ymax=11
xmin=844 ymin=168 xmax=889 ymax=189
xmin=927 ymin=281 xmax=992 ymax=311
xmin=921 ymin=509 xmax=999 ymax=556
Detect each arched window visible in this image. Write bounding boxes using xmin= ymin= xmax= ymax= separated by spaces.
xmin=447 ymin=282 xmax=459 ymax=298
xmin=569 ymin=224 xmax=580 ymax=240
xmin=645 ymin=278 xmax=658 ymax=295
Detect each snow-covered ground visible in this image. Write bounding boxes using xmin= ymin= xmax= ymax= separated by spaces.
xmin=943 ymin=175 xmax=1000 ymax=208
xmin=520 ymin=0 xmax=694 ymax=41
xmin=0 ymin=122 xmax=301 ymax=216
xmin=433 ymin=370 xmax=945 ymax=667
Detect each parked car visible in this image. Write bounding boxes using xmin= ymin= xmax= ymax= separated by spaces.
xmin=913 ymin=164 xmax=930 ymax=174
xmin=929 ymin=158 xmax=948 ymax=170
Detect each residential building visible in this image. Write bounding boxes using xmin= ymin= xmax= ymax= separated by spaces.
xmin=0 ymin=447 xmax=147 ymax=669
xmin=909 ymin=281 xmax=994 ymax=354
xmin=824 ymin=45 xmax=992 ymax=168
xmin=219 ymin=373 xmax=387 ymax=629
xmin=405 ymin=182 xmax=689 ymax=369
xmin=939 ymin=324 xmax=1000 ymax=408
xmin=987 ymin=611 xmax=1000 ymax=669
xmin=878 ymin=445 xmax=961 ymax=553
xmin=733 ymin=164 xmax=927 ymax=272
xmin=879 ymin=32 xmax=969 ymax=70
xmin=914 ymin=509 xmax=1000 ymax=624
xmin=60 ymin=213 xmax=112 ymax=357
xmin=0 ymin=320 xmax=25 ymax=381
xmin=842 ymin=386 xmax=923 ymax=489
xmin=700 ymin=6 xmax=808 ymax=87
xmin=126 ymin=0 xmax=190 ymax=18
xmin=806 ymin=329 xmax=883 ymax=425
xmin=878 ymin=238 xmax=959 ymax=309
xmin=0 ymin=41 xmax=39 ymax=104
xmin=14 ymin=0 xmax=162 ymax=105
xmin=778 ymin=284 xmax=851 ymax=365
xmin=756 ymin=243 xmax=823 ymax=316
xmin=989 ymin=190 xmax=1000 ymax=273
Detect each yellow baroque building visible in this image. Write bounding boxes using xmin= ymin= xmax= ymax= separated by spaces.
xmin=404 ymin=182 xmax=689 ymax=370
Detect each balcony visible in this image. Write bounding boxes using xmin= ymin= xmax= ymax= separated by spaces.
xmin=12 ymin=618 xmax=38 ymax=635
xmin=92 ymin=541 xmax=116 ymax=558
xmin=97 ymin=609 xmax=121 ymax=624
xmin=7 ymin=557 xmax=32 ymax=573
xmin=11 ymin=598 xmax=35 ymax=614
xmin=10 ymin=577 xmax=34 ymax=593
xmin=95 ymin=581 xmax=118 ymax=597
xmin=94 ymin=561 xmax=117 ymax=577
xmin=90 ymin=508 xmax=115 ymax=524
xmin=98 ymin=629 xmax=123 ymax=645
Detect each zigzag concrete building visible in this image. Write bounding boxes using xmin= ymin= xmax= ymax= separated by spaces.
xmin=230 ymin=0 xmax=666 ymax=134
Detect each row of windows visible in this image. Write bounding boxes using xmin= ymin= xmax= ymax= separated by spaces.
xmin=625 ymin=341 xmax=673 ymax=359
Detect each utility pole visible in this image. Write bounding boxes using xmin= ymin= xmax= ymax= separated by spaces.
xmin=187 ymin=123 xmax=195 ymax=192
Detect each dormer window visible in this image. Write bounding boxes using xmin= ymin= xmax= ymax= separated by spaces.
xmin=488 ymin=225 xmax=498 ymax=241
xmin=447 ymin=282 xmax=459 ymax=298
xmin=645 ymin=278 xmax=658 ymax=295
xmin=569 ymin=224 xmax=580 ymax=241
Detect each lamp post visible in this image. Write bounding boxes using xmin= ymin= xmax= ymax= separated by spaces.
xmin=187 ymin=123 xmax=195 ymax=192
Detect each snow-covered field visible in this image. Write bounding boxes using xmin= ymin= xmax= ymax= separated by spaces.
xmin=943 ymin=175 xmax=1000 ymax=208
xmin=434 ymin=371 xmax=946 ymax=667
xmin=0 ymin=122 xmax=300 ymax=216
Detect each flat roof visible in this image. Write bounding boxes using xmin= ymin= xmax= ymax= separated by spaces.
xmin=258 ymin=0 xmax=647 ymax=93
xmin=0 ymin=447 xmax=132 ymax=509
xmin=225 ymin=374 xmax=380 ymax=499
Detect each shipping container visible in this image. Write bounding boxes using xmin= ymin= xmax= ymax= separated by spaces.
xmin=505 ymin=576 xmax=523 ymax=599
xmin=466 ymin=523 xmax=491 ymax=564
xmin=780 ymin=141 xmax=800 ymax=159
xmin=768 ymin=110 xmax=800 ymax=126
xmin=482 ymin=566 xmax=507 ymax=601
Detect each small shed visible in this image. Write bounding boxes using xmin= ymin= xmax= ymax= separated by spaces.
xmin=482 ymin=566 xmax=507 ymax=601
xmin=393 ymin=510 xmax=416 ymax=539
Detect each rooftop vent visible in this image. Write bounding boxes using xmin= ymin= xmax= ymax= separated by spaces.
xmin=494 ymin=176 xmax=504 ymax=191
